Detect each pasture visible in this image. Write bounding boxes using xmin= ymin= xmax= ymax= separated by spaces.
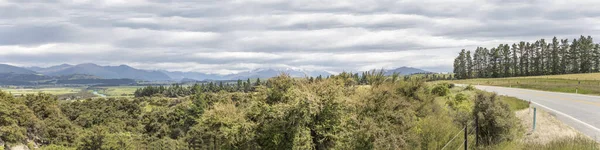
xmin=449 ymin=73 xmax=600 ymax=95
xmin=0 ymin=87 xmax=82 ymax=96
xmin=90 ymin=86 xmax=142 ymax=97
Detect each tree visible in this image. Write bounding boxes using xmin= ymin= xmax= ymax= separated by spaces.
xmin=502 ymin=44 xmax=511 ymax=77
xmin=466 ymin=50 xmax=473 ymax=78
xmin=570 ymin=38 xmax=580 ymax=73
xmin=559 ymin=39 xmax=570 ymax=74
xmin=255 ymin=78 xmax=262 ymax=86
xmin=550 ymin=37 xmax=560 ymax=74
xmin=511 ymin=44 xmax=519 ymax=76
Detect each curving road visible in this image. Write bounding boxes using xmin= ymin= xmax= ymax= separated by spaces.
xmin=473 ymin=85 xmax=600 ymax=141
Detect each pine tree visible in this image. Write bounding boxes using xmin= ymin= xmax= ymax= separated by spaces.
xmin=570 ymin=38 xmax=580 ymax=73
xmin=502 ymin=44 xmax=511 ymax=77
xmin=594 ymin=44 xmax=600 ymax=72
xmin=550 ymin=37 xmax=560 ymax=74
xmin=559 ymin=39 xmax=570 ymax=74
xmin=579 ymin=36 xmax=594 ymax=73
xmin=518 ymin=42 xmax=526 ymax=76
xmin=511 ymin=44 xmax=519 ymax=76
xmin=466 ymin=50 xmax=473 ymax=78
xmin=256 ymin=78 xmax=261 ymax=86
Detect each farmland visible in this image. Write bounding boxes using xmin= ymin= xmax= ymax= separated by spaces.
xmin=89 ymin=86 xmax=142 ymax=97
xmin=449 ymin=73 xmax=600 ymax=95
xmin=0 ymin=87 xmax=82 ymax=96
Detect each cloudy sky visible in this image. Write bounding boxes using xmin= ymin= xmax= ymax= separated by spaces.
xmin=1 ymin=0 xmax=600 ymax=74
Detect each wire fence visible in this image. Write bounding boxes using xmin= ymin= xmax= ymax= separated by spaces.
xmin=441 ymin=120 xmax=478 ymax=150
xmin=455 ymin=78 xmax=600 ymax=94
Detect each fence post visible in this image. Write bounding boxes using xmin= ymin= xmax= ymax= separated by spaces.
xmin=532 ymin=107 xmax=537 ymax=132
xmin=464 ymin=123 xmax=468 ymax=150
xmin=475 ymin=117 xmax=479 ymax=146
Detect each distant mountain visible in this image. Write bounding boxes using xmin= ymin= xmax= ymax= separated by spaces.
xmin=0 ymin=64 xmax=37 ymax=74
xmin=45 ymin=63 xmax=171 ymax=81
xmin=161 ymin=71 xmax=224 ymax=81
xmin=384 ymin=66 xmax=431 ymax=75
xmin=27 ymin=64 xmax=73 ymax=74
xmin=0 ymin=72 xmax=134 ymax=86
xmin=180 ymin=78 xmax=199 ymax=83
xmin=224 ymin=68 xmax=333 ymax=80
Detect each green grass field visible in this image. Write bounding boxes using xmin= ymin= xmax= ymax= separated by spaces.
xmin=91 ymin=86 xmax=142 ymax=97
xmin=449 ymin=73 xmax=600 ymax=95
xmin=0 ymin=87 xmax=82 ymax=96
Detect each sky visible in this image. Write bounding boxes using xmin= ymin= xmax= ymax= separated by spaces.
xmin=1 ymin=0 xmax=600 ymax=75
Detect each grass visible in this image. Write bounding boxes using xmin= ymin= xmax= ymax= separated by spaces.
xmin=499 ymin=95 xmax=530 ymax=111
xmin=522 ymin=136 xmax=599 ymax=150
xmin=0 ymin=87 xmax=82 ymax=96
xmin=437 ymin=85 xmax=597 ymax=150
xmin=449 ymin=73 xmax=600 ymax=95
xmin=90 ymin=86 xmax=142 ymax=97
xmin=485 ymin=136 xmax=599 ymax=150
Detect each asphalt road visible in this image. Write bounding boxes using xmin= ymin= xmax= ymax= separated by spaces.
xmin=473 ymin=85 xmax=600 ymax=141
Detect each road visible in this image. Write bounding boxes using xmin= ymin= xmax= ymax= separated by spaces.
xmin=473 ymin=85 xmax=600 ymax=141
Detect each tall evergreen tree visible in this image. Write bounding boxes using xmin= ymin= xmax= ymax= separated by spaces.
xmin=570 ymin=38 xmax=580 ymax=73
xmin=511 ymin=44 xmax=519 ymax=76
xmin=559 ymin=39 xmax=570 ymax=74
xmin=550 ymin=37 xmax=560 ymax=74
xmin=466 ymin=50 xmax=473 ymax=78
xmin=502 ymin=44 xmax=511 ymax=77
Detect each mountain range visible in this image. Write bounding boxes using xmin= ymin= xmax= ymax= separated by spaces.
xmin=1 ymin=63 xmax=431 ymax=82
xmin=383 ymin=66 xmax=432 ymax=75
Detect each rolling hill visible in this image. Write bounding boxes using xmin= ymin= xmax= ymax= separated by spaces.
xmin=0 ymin=64 xmax=37 ymax=74
xmin=42 ymin=63 xmax=171 ymax=81
xmin=223 ymin=68 xmax=333 ymax=80
xmin=384 ymin=66 xmax=431 ymax=75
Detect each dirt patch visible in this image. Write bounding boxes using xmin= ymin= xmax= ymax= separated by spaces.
xmin=9 ymin=145 xmax=29 ymax=150
xmin=516 ymin=108 xmax=581 ymax=144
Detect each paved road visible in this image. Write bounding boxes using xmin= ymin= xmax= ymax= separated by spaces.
xmin=474 ymin=85 xmax=600 ymax=141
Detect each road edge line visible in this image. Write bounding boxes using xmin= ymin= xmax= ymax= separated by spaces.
xmin=529 ymin=101 xmax=600 ymax=133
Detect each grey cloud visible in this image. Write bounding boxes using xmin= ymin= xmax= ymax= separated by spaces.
xmin=0 ymin=24 xmax=78 ymax=45
xmin=2 ymin=0 xmax=600 ymax=73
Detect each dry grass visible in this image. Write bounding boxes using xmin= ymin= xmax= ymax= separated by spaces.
xmin=0 ymin=87 xmax=82 ymax=96
xmin=516 ymin=73 xmax=600 ymax=80
xmin=449 ymin=73 xmax=600 ymax=95
xmin=516 ymin=109 xmax=580 ymax=144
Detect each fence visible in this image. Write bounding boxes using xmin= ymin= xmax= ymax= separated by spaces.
xmin=456 ymin=78 xmax=600 ymax=94
xmin=441 ymin=119 xmax=477 ymax=150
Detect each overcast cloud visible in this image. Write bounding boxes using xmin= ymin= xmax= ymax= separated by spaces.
xmin=1 ymin=0 xmax=600 ymax=74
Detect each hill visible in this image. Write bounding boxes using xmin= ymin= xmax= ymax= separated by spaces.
xmin=224 ymin=68 xmax=333 ymax=80
xmin=161 ymin=71 xmax=224 ymax=81
xmin=384 ymin=66 xmax=431 ymax=75
xmin=27 ymin=64 xmax=73 ymax=74
xmin=0 ymin=72 xmax=134 ymax=86
xmin=45 ymin=63 xmax=171 ymax=81
xmin=0 ymin=64 xmax=37 ymax=74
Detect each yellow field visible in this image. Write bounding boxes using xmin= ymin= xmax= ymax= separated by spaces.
xmin=446 ymin=73 xmax=600 ymax=95
xmin=93 ymin=86 xmax=143 ymax=97
xmin=0 ymin=88 xmax=82 ymax=95
xmin=505 ymin=72 xmax=600 ymax=80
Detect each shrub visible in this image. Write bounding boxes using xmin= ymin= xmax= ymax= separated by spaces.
xmin=431 ymin=84 xmax=450 ymax=96
xmin=473 ymin=92 xmax=518 ymax=145
xmin=465 ymin=84 xmax=476 ymax=91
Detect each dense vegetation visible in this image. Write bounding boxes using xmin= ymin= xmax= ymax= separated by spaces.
xmin=454 ymin=36 xmax=600 ymax=79
xmin=0 ymin=73 xmax=522 ymax=149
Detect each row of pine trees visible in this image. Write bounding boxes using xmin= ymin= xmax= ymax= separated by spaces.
xmin=453 ymin=36 xmax=600 ymax=79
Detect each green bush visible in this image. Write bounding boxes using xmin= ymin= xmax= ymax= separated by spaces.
xmin=465 ymin=84 xmax=476 ymax=91
xmin=40 ymin=144 xmax=76 ymax=150
xmin=473 ymin=92 xmax=519 ymax=146
xmin=431 ymin=84 xmax=450 ymax=96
